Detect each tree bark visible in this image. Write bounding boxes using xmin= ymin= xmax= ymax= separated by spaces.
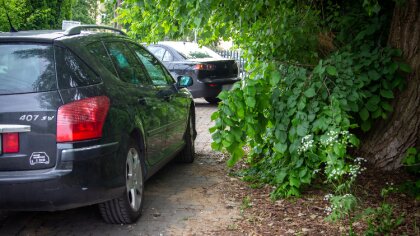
xmin=359 ymin=0 xmax=420 ymax=170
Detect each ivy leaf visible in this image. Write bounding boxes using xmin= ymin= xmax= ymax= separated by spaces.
xmin=312 ymin=117 xmax=329 ymax=132
xmin=399 ymin=63 xmax=411 ymax=73
xmin=194 ymin=17 xmax=202 ymax=27
xmin=380 ymin=89 xmax=394 ymax=99
xmin=295 ymin=159 xmax=304 ymax=168
xmin=287 ymin=187 xmax=301 ymax=197
xmin=209 ymin=126 xmax=217 ymax=133
xmin=299 ymin=167 xmax=308 ymax=178
xmin=218 ymin=91 xmax=229 ymax=100
xmin=274 ymin=142 xmax=288 ymax=154
xmin=289 ymin=176 xmax=301 ymax=187
xmin=304 ymin=88 xmax=316 ymax=98
xmin=371 ymin=107 xmax=382 ymax=118
xmin=368 ymin=70 xmax=381 ymax=80
xmin=211 ymin=142 xmax=222 ymax=150
xmin=349 ymin=102 xmax=359 ymax=112
xmin=361 ymin=120 xmax=371 ymax=132
xmin=313 ymin=60 xmax=325 ymax=75
xmin=300 ymin=172 xmax=312 ymax=184
xmin=389 ymin=62 xmax=398 ymax=73
xmin=275 ymin=129 xmax=288 ymax=143
xmin=366 ymin=95 xmax=380 ymax=111
xmin=275 ymin=170 xmax=287 ymax=184
xmin=349 ymin=135 xmax=360 ymax=147
xmin=245 ymin=96 xmax=256 ymax=108
xmin=222 ymin=139 xmax=232 ymax=147
xmin=381 ymin=102 xmax=393 ymax=112
xmin=297 ymin=98 xmax=306 ymax=110
xmin=359 ymin=107 xmax=369 ymax=121
xmin=326 ymin=66 xmax=337 ymax=76
xmin=227 ymin=147 xmax=244 ymax=167
xmin=333 ymin=143 xmax=346 ymax=157
xmin=212 ymin=132 xmax=221 ymax=143
xmin=237 ymin=105 xmax=245 ymax=118
xmin=210 ymin=111 xmax=219 ymax=120
xmin=297 ymin=122 xmax=309 ymax=137
xmin=270 ymin=70 xmax=281 ymax=86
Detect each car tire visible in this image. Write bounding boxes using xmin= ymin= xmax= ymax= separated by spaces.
xmin=99 ymin=139 xmax=144 ymax=224
xmin=176 ymin=113 xmax=195 ymax=163
xmin=204 ymin=97 xmax=221 ymax=104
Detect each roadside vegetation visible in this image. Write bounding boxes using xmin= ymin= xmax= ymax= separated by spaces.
xmin=117 ymin=0 xmax=418 ymax=234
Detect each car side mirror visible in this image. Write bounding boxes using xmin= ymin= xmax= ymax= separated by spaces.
xmin=177 ymin=76 xmax=193 ymax=88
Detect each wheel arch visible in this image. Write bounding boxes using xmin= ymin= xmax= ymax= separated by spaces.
xmin=189 ymin=101 xmax=197 ymax=140
xmin=129 ymin=127 xmax=147 ymax=178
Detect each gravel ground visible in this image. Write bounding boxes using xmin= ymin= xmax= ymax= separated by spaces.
xmin=0 ymin=98 xmax=243 ymax=236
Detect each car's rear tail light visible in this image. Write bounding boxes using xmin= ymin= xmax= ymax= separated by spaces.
xmin=57 ymin=96 xmax=110 ymax=142
xmin=208 ymin=83 xmax=218 ymax=87
xmin=3 ymin=133 xmax=19 ymax=153
xmin=194 ymin=64 xmax=216 ymax=70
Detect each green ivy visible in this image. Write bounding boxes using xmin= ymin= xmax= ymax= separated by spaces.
xmin=211 ymin=41 xmax=405 ymax=198
xmin=210 ymin=6 xmax=407 ymax=198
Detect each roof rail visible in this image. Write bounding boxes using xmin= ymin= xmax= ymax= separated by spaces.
xmin=64 ymin=25 xmax=127 ymax=36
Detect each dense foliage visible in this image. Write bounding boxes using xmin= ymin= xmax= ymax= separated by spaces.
xmin=0 ymin=0 xmax=72 ymax=31
xmin=71 ymin=0 xmax=98 ymax=24
xmin=117 ymin=0 xmax=410 ymax=200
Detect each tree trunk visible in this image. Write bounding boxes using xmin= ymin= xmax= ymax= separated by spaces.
xmin=359 ymin=0 xmax=420 ymax=170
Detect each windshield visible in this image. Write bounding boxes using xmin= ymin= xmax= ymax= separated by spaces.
xmin=168 ymin=42 xmax=222 ymax=60
xmin=0 ymin=44 xmax=56 ymax=95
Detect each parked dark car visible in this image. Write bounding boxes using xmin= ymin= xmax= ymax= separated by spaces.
xmin=0 ymin=26 xmax=196 ymax=224
xmin=146 ymin=41 xmax=240 ymax=104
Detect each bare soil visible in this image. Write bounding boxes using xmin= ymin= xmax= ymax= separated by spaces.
xmin=217 ymin=161 xmax=419 ymax=235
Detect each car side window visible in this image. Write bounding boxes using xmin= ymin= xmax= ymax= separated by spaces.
xmin=87 ymin=41 xmax=118 ymax=78
xmin=55 ymin=46 xmax=101 ymax=89
xmin=147 ymin=46 xmax=165 ymax=61
xmin=162 ymin=50 xmax=173 ymax=62
xmin=104 ymin=41 xmax=150 ymax=85
xmin=130 ymin=44 xmax=174 ymax=86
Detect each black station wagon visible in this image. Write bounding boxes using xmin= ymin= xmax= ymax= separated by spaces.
xmin=0 ymin=25 xmax=196 ymax=224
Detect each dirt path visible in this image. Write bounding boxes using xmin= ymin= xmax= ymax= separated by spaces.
xmin=0 ymin=99 xmax=243 ymax=236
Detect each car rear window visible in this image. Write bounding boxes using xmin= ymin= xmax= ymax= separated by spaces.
xmin=0 ymin=44 xmax=56 ymax=95
xmin=166 ymin=43 xmax=222 ymax=59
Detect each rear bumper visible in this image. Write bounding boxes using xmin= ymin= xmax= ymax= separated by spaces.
xmin=199 ymin=77 xmax=240 ymax=84
xmin=190 ymin=77 xmax=240 ymax=98
xmin=0 ymin=142 xmax=124 ymax=211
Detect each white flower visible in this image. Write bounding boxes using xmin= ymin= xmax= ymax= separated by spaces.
xmin=324 ymin=206 xmax=332 ymax=213
xmin=324 ymin=194 xmax=333 ymax=201
xmin=297 ymin=135 xmax=314 ymax=154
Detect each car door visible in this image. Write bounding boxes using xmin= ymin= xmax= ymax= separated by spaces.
xmin=129 ymin=44 xmax=190 ymax=155
xmin=101 ymin=40 xmax=167 ymax=166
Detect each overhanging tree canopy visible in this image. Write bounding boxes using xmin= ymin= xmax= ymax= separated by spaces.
xmin=117 ymin=0 xmax=418 ymax=198
xmin=0 ymin=0 xmax=72 ymax=31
